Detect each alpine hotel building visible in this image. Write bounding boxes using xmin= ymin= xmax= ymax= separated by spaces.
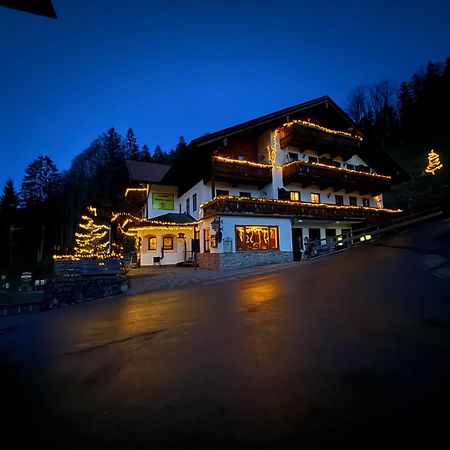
xmin=115 ymin=96 xmax=404 ymax=270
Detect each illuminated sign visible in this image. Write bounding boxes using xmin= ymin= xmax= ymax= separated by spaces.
xmin=152 ymin=193 xmax=174 ymax=210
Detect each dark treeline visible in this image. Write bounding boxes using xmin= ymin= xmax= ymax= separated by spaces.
xmin=0 ymin=130 xmax=187 ymax=277
xmin=346 ymin=57 xmax=450 ymax=150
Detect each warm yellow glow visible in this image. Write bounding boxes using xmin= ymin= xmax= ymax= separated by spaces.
xmin=201 ymin=196 xmax=402 ymax=213
xmin=425 ymin=149 xmax=443 ymax=175
xmin=125 ymin=187 xmax=148 ymax=197
xmin=281 ymin=119 xmax=363 ymax=141
xmin=374 ymin=195 xmax=383 ymax=208
xmin=213 ymin=156 xmax=272 ymax=169
xmin=282 ymin=159 xmax=391 ymax=179
xmin=267 ymin=130 xmax=279 ymax=165
xmin=235 ymin=225 xmax=279 ymax=251
xmin=87 ymin=206 xmax=97 ymax=216
xmin=53 ymin=253 xmax=121 ymax=261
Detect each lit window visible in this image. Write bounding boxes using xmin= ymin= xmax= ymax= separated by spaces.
xmin=192 ymin=193 xmax=197 ymax=211
xmin=235 ymin=226 xmax=279 ymax=251
xmin=290 ymin=191 xmax=300 ymax=201
xmin=203 ymin=228 xmax=210 ymax=253
xmin=311 ymin=193 xmax=320 ymax=203
xmin=148 ymin=237 xmax=157 ymax=251
xmin=163 ymin=237 xmax=173 ymax=250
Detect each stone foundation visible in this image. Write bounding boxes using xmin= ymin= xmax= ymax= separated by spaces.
xmin=197 ymin=251 xmax=293 ymax=271
xmin=41 ymin=275 xmax=129 ymax=310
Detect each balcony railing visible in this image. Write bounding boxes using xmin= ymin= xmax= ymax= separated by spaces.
xmin=211 ymin=156 xmax=272 ymax=188
xmin=282 ymin=160 xmax=391 ymax=195
xmin=202 ymin=196 xmax=401 ymax=221
xmin=278 ymin=122 xmax=361 ymax=159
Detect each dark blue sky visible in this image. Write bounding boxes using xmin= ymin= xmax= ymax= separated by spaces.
xmin=1 ymin=0 xmax=449 ymax=189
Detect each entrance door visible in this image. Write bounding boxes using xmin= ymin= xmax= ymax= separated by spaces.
xmin=292 ymin=228 xmax=303 ymax=261
xmin=308 ymin=228 xmax=321 ymax=244
xmin=325 ymin=228 xmax=336 ymax=249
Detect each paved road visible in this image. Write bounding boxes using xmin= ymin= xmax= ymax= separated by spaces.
xmin=1 ymin=220 xmax=450 ymax=449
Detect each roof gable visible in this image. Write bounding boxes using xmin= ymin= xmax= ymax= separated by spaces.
xmin=126 ymin=160 xmax=171 ymax=183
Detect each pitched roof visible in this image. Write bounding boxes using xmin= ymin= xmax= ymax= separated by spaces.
xmin=150 ymin=213 xmax=196 ymax=224
xmin=190 ymin=96 xmax=362 ymax=147
xmin=126 ymin=160 xmax=171 ymax=183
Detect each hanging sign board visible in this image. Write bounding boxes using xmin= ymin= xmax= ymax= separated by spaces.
xmin=152 ymin=192 xmax=174 ymax=210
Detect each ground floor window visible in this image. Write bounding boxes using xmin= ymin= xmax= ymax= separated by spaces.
xmin=147 ymin=236 xmax=157 ymax=251
xmin=349 ymin=196 xmax=357 ymax=206
xmin=290 ymin=191 xmax=300 ymax=201
xmin=203 ymin=228 xmax=210 ymax=252
xmin=216 ymin=189 xmax=229 ymax=197
xmin=163 ymin=236 xmax=174 ymax=250
xmin=235 ymin=225 xmax=279 ymax=251
xmin=311 ymin=193 xmax=320 ymax=203
xmin=362 ymin=198 xmax=370 ymax=207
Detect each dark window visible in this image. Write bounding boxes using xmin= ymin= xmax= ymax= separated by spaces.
xmin=335 ymin=195 xmax=344 ymax=205
xmin=346 ymin=163 xmax=355 ymax=170
xmin=163 ymin=236 xmax=173 ymax=250
xmin=185 ymin=198 xmax=190 ymax=214
xmin=288 ymin=152 xmax=298 ymax=161
xmin=362 ymin=198 xmax=370 ymax=207
xmin=216 ymin=189 xmax=229 ymax=197
xmin=239 ymin=192 xmax=251 ymax=198
xmin=179 ymin=203 xmax=182 ymax=213
xmin=308 ymin=156 xmax=318 ymax=163
xmin=237 ymin=155 xmax=245 ymax=161
xmin=349 ymin=196 xmax=357 ymax=206
xmin=192 ymin=193 xmax=197 ymax=211
xmin=148 ymin=237 xmax=157 ymax=251
xmin=235 ymin=226 xmax=279 ymax=251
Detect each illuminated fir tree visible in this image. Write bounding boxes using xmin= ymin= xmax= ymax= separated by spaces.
xmin=74 ymin=206 xmax=110 ymax=257
xmin=425 ymin=149 xmax=443 ymax=175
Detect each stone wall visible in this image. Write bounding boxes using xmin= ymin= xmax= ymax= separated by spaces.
xmin=196 ymin=253 xmax=220 ymax=270
xmin=197 ymin=251 xmax=293 ymax=271
xmin=41 ymin=275 xmax=129 ymax=310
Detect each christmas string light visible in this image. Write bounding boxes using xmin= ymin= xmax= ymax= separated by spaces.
xmin=200 ymin=196 xmax=402 ymax=214
xmin=125 ymin=187 xmax=148 ymax=197
xmin=280 ymin=119 xmax=363 ymax=141
xmin=425 ymin=149 xmax=443 ymax=175
xmin=213 ymin=156 xmax=272 ymax=169
xmin=282 ymin=159 xmax=391 ymax=179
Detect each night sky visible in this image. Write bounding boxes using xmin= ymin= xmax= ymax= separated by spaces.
xmin=1 ymin=0 xmax=449 ymax=189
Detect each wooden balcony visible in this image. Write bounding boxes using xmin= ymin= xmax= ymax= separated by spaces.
xmin=282 ymin=160 xmax=391 ymax=195
xmin=202 ymin=197 xmax=401 ymax=222
xmin=278 ymin=122 xmax=361 ymax=160
xmin=211 ymin=157 xmax=272 ymax=188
